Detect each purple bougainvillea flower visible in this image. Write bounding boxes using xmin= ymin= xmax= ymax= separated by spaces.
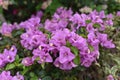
xmin=0 ymin=71 xmax=13 ymax=80
xmin=0 ymin=22 xmax=19 ymax=36
xmin=54 ymin=57 xmax=77 ymax=70
xmin=81 ymin=13 xmax=91 ymax=21
xmin=31 ymin=11 xmax=43 ymax=18
xmin=0 ymin=45 xmax=17 ymax=68
xmin=60 ymin=61 xmax=77 ymax=70
xmin=81 ymin=58 xmax=93 ymax=67
xmin=99 ymin=23 xmax=105 ymax=31
xmin=81 ymin=54 xmax=95 ymax=67
xmin=45 ymin=7 xmax=72 ymax=32
xmin=0 ymin=71 xmax=24 ymax=80
xmin=20 ymin=40 xmax=33 ymax=50
xmin=99 ymin=10 xmax=106 ymax=18
xmin=22 ymin=57 xmax=33 ymax=66
xmin=58 ymin=19 xmax=68 ymax=28
xmin=58 ymin=46 xmax=75 ymax=63
xmin=97 ymin=33 xmax=115 ymax=48
xmin=70 ymin=13 xmax=86 ymax=29
xmin=32 ymin=45 xmax=53 ymax=64
xmin=19 ymin=17 xmax=40 ymax=31
xmin=106 ymin=13 xmax=113 ymax=19
xmin=105 ymin=20 xmax=113 ymax=26
xmin=86 ymin=23 xmax=95 ymax=33
xmin=51 ymin=13 xmax=68 ymax=28
xmin=37 ymin=52 xmax=53 ymax=64
xmin=50 ymin=29 xmax=70 ymax=47
xmin=107 ymin=75 xmax=114 ymax=80
xmin=20 ymin=30 xmax=47 ymax=50
xmin=12 ymin=72 xmax=24 ymax=80
xmin=10 ymin=45 xmax=17 ymax=54
xmin=45 ymin=19 xmax=59 ymax=32
xmin=87 ymin=32 xmax=100 ymax=47
xmin=117 ymin=11 xmax=120 ymax=16
xmin=90 ymin=50 xmax=100 ymax=59
xmin=101 ymin=40 xmax=115 ymax=48
xmin=3 ymin=45 xmax=17 ymax=63
xmin=3 ymin=50 xmax=16 ymax=63
xmin=68 ymin=32 xmax=88 ymax=50
xmin=80 ymin=48 xmax=99 ymax=67
xmin=97 ymin=33 xmax=108 ymax=42
xmin=32 ymin=44 xmax=50 ymax=56
xmin=0 ymin=23 xmax=13 ymax=36
xmin=55 ymin=7 xmax=73 ymax=19
xmin=54 ymin=58 xmax=62 ymax=68
xmin=0 ymin=54 xmax=6 ymax=68
xmin=89 ymin=10 xmax=103 ymax=24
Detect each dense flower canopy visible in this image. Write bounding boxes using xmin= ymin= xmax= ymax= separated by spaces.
xmin=0 ymin=7 xmax=118 ymax=80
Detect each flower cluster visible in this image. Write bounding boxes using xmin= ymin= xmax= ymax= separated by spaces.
xmin=0 ymin=71 xmax=24 ymax=80
xmin=0 ymin=7 xmax=115 ymax=70
xmin=20 ymin=30 xmax=47 ymax=50
xmin=45 ymin=7 xmax=72 ymax=32
xmin=0 ymin=23 xmax=18 ymax=36
xmin=0 ymin=45 xmax=17 ymax=68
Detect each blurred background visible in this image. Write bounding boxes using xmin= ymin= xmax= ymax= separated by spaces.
xmin=0 ymin=0 xmax=120 ymax=23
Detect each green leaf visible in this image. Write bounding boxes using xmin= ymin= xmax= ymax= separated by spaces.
xmin=21 ymin=66 xmax=31 ymax=75
xmin=104 ymin=67 xmax=111 ymax=74
xmin=73 ymin=55 xmax=80 ymax=65
xmin=42 ymin=76 xmax=52 ymax=80
xmin=0 ymin=7 xmax=3 ymax=13
xmin=45 ymin=0 xmax=63 ymax=15
xmin=5 ymin=64 xmax=16 ymax=70
xmin=30 ymin=77 xmax=38 ymax=80
xmin=41 ymin=63 xmax=45 ymax=69
xmin=15 ymin=55 xmax=19 ymax=61
xmin=86 ymin=20 xmax=91 ymax=24
xmin=36 ymin=2 xmax=42 ymax=11
xmin=93 ymin=23 xmax=100 ymax=28
xmin=113 ymin=57 xmax=120 ymax=66
xmin=66 ymin=41 xmax=71 ymax=47
xmin=29 ymin=72 xmax=35 ymax=77
xmin=38 ymin=70 xmax=46 ymax=78
xmin=111 ymin=66 xmax=118 ymax=76
xmin=70 ymin=46 xmax=79 ymax=56
xmin=88 ymin=44 xmax=94 ymax=51
xmin=12 ymin=29 xmax=24 ymax=37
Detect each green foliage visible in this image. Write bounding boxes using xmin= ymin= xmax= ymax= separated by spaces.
xmin=45 ymin=0 xmax=63 ymax=15
xmin=5 ymin=64 xmax=16 ymax=70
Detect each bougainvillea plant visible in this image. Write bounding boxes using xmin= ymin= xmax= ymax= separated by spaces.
xmin=0 ymin=7 xmax=120 ymax=80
